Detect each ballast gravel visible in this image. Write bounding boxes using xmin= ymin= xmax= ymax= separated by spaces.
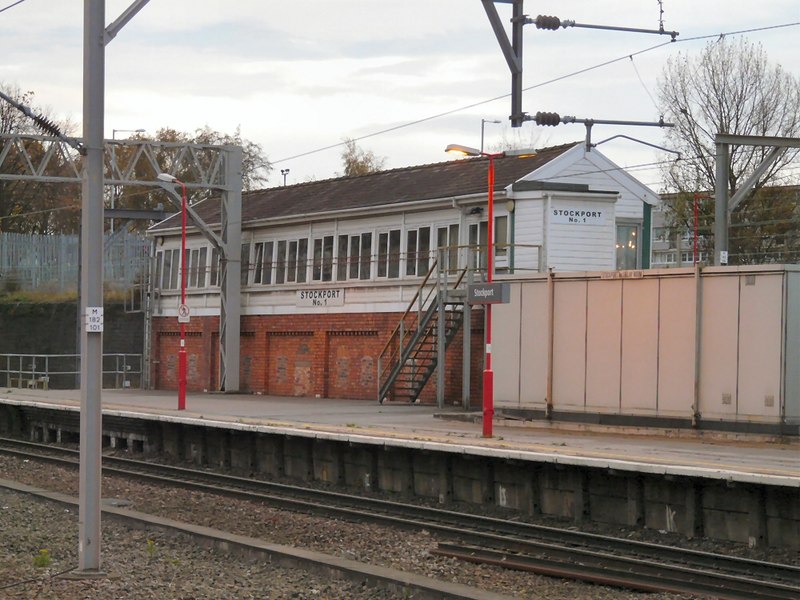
xmin=0 ymin=452 xmax=766 ymax=599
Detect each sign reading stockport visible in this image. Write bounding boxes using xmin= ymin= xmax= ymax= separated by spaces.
xmin=297 ymin=289 xmax=345 ymax=307
xmin=551 ymin=207 xmax=606 ymax=225
xmin=468 ymin=282 xmax=511 ymax=305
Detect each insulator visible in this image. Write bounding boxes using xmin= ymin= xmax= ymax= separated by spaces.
xmin=534 ymin=112 xmax=561 ymax=127
xmin=32 ymin=114 xmax=63 ymax=138
xmin=534 ymin=15 xmax=561 ymax=30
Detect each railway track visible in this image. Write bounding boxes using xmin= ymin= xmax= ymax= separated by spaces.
xmin=1 ymin=436 xmax=798 ymax=600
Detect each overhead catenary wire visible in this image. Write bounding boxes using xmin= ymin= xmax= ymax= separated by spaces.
xmin=0 ymin=0 xmax=26 ymax=15
xmin=271 ymin=21 xmax=800 ymax=166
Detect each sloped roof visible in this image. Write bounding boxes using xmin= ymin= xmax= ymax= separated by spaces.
xmin=151 ymin=143 xmax=579 ymax=232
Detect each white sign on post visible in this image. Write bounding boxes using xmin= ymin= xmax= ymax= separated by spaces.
xmin=84 ymin=307 xmax=103 ymax=333
xmin=177 ymin=303 xmax=191 ymax=323
xmin=720 ymin=251 xmax=729 ymax=265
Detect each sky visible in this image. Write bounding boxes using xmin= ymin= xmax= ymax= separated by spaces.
xmin=1 ymin=0 xmax=798 ymax=190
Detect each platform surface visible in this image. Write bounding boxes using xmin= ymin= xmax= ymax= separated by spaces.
xmin=1 ymin=388 xmax=797 ymax=487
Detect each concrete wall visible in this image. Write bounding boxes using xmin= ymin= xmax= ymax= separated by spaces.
xmin=493 ymin=265 xmax=800 ymax=430
xmin=0 ymin=302 xmax=143 ymax=356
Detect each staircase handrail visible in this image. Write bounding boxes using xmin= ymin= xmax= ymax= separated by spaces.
xmin=377 ymin=250 xmax=470 ymax=401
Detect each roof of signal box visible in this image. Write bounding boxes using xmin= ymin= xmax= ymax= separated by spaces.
xmin=149 ymin=142 xmax=580 ymax=232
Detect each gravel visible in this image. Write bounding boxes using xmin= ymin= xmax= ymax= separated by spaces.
xmin=0 ymin=452 xmax=778 ymax=599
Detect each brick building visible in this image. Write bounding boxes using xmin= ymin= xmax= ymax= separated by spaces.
xmin=147 ymin=142 xmax=659 ymax=403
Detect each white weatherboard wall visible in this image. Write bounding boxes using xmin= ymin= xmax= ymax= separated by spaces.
xmin=492 ymin=265 xmax=800 ymax=428
xmin=510 ymin=192 xmax=618 ymax=272
xmin=519 ymin=144 xmax=659 ymax=219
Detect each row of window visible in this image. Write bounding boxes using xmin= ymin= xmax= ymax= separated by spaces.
xmin=652 ymin=251 xmax=707 ymax=265
xmin=155 ymin=219 xmax=509 ymax=290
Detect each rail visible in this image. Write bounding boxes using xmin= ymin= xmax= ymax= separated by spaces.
xmin=1 ymin=353 xmax=142 ymax=390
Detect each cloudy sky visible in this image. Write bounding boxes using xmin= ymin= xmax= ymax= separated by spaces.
xmin=1 ymin=1 xmax=798 ymax=189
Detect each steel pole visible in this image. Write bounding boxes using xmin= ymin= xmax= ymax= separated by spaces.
xmin=78 ymin=0 xmax=105 ymax=574
xmin=179 ymin=181 xmax=187 ymax=410
xmin=482 ymin=155 xmax=495 ymax=438
xmin=714 ymin=142 xmax=729 ymax=265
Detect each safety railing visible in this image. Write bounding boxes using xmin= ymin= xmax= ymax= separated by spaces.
xmin=0 ymin=353 xmax=143 ymax=390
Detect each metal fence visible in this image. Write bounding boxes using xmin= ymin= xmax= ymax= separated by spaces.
xmin=1 ymin=353 xmax=143 ymax=390
xmin=0 ymin=231 xmax=151 ymax=294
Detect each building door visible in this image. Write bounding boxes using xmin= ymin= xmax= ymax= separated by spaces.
xmin=616 ymin=224 xmax=640 ymax=270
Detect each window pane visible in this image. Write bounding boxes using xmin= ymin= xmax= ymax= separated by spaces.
xmin=388 ymin=230 xmax=400 ymax=278
xmin=479 ymin=221 xmax=488 ymax=271
xmin=209 ymin=248 xmax=219 ymax=286
xmin=360 ymin=233 xmax=372 ymax=280
xmin=262 ymin=241 xmax=273 ymax=284
xmin=313 ymin=238 xmax=323 ymax=281
xmin=296 ymin=239 xmax=308 ymax=283
xmin=448 ymin=224 xmax=459 ymax=272
xmin=437 ymin=227 xmax=448 ymax=270
xmin=197 ymin=247 xmax=207 ymax=288
xmin=378 ymin=232 xmax=388 ymax=278
xmin=495 ymin=215 xmax=508 ymax=257
xmin=169 ymin=249 xmax=180 ymax=289
xmin=468 ymin=224 xmax=479 ymax=271
xmin=349 ymin=236 xmax=360 ymax=279
xmin=155 ymin=251 xmax=163 ymax=290
xmin=287 ymin=240 xmax=298 ymax=283
xmin=240 ymin=243 xmax=250 ymax=286
xmin=322 ymin=235 xmax=334 ymax=281
xmin=406 ymin=230 xmax=418 ymax=276
xmin=190 ymin=249 xmax=200 ymax=287
xmin=276 ymin=240 xmax=287 ymax=284
xmin=253 ymin=243 xmax=264 ymax=284
xmin=337 ymin=235 xmax=349 ymax=281
xmin=616 ymin=225 xmax=638 ymax=270
xmin=418 ymin=227 xmax=430 ymax=275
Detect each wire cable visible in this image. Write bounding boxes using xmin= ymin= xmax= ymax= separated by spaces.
xmin=0 ymin=0 xmax=26 ymax=15
xmin=271 ymin=21 xmax=800 ymax=166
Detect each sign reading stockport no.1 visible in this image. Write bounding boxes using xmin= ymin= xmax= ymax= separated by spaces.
xmin=297 ymin=289 xmax=345 ymax=307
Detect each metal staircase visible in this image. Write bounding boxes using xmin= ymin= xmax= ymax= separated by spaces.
xmin=377 ymin=259 xmax=468 ymax=405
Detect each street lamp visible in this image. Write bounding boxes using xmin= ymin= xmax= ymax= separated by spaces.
xmin=445 ymin=143 xmax=503 ymax=438
xmin=445 ymin=144 xmax=536 ymax=437
xmin=157 ymin=172 xmax=188 ymax=411
xmin=109 ymin=129 xmax=145 ymax=233
xmin=281 ymin=168 xmax=290 ymax=186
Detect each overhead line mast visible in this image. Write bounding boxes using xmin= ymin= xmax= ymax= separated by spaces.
xmin=480 ymin=0 xmax=679 ymax=128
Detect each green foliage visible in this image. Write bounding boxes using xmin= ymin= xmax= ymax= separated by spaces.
xmin=145 ymin=539 xmax=157 ymax=562
xmin=33 ymin=549 xmax=51 ymax=568
xmin=339 ymin=138 xmax=386 ymax=177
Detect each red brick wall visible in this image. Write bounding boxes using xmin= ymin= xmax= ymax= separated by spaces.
xmin=151 ymin=310 xmax=484 ymax=406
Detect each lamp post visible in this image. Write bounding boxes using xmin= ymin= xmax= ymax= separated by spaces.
xmin=157 ymin=172 xmax=187 ymax=410
xmin=281 ymin=168 xmax=290 ymax=186
xmin=445 ymin=143 xmax=504 ymax=437
xmin=110 ymin=129 xmax=144 ymax=233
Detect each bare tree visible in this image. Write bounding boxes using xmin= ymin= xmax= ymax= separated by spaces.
xmin=0 ymin=83 xmax=80 ymax=234
xmin=339 ymin=138 xmax=385 ymax=177
xmin=659 ymin=37 xmax=800 ymax=194
xmin=104 ymin=125 xmax=271 ymax=232
xmin=657 ymin=37 xmax=800 ymax=263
